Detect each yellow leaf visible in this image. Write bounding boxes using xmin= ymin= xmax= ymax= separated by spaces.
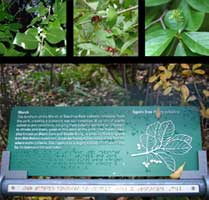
xmin=156 ymin=106 xmax=161 ymax=119
xmin=201 ymin=108 xmax=209 ymax=119
xmin=194 ymin=69 xmax=205 ymax=75
xmin=168 ymin=64 xmax=176 ymax=71
xmin=180 ymin=64 xmax=190 ymax=69
xmin=170 ymin=80 xmax=179 ymax=86
xmin=163 ymin=87 xmax=172 ymax=95
xmin=181 ymin=85 xmax=190 ymax=101
xmin=149 ymin=75 xmax=158 ymax=83
xmin=173 ymin=86 xmax=180 ymax=92
xmin=158 ymin=66 xmax=166 ymax=71
xmin=182 ymin=70 xmax=192 ymax=76
xmin=203 ymin=90 xmax=209 ymax=97
xmin=192 ymin=64 xmax=202 ymax=70
xmin=170 ymin=162 xmax=186 ymax=179
xmin=153 ymin=81 xmax=162 ymax=91
xmin=160 ymin=71 xmax=172 ymax=81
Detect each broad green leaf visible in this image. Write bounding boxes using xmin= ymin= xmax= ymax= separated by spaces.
xmin=13 ymin=28 xmax=39 ymax=50
xmin=186 ymin=0 xmax=209 ymax=13
xmin=77 ymin=43 xmax=111 ymax=56
xmin=8 ymin=23 xmax=22 ymax=32
xmin=84 ymin=1 xmax=99 ymax=11
xmin=120 ymin=37 xmax=138 ymax=55
xmin=46 ymin=26 xmax=66 ymax=44
xmin=40 ymin=42 xmax=60 ymax=56
xmin=54 ymin=0 xmax=66 ymax=24
xmin=0 ymin=42 xmax=6 ymax=55
xmin=174 ymin=42 xmax=187 ymax=56
xmin=181 ymin=32 xmax=209 ymax=55
xmin=156 ymin=151 xmax=176 ymax=171
xmin=146 ymin=0 xmax=171 ymax=7
xmin=145 ymin=29 xmax=176 ymax=56
xmin=164 ymin=139 xmax=192 ymax=155
xmin=179 ymin=1 xmax=205 ymax=31
xmin=140 ymin=134 xmax=157 ymax=151
xmin=164 ymin=10 xmax=186 ymax=31
xmin=156 ymin=120 xmax=175 ymax=145
xmin=4 ymin=48 xmax=25 ymax=56
xmin=92 ymin=30 xmax=115 ymax=48
xmin=107 ymin=7 xmax=117 ymax=28
xmin=36 ymin=2 xmax=48 ymax=17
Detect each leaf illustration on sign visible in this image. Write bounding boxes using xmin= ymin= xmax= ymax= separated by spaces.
xmin=131 ymin=120 xmax=192 ymax=172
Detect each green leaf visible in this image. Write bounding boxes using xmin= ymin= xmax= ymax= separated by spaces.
xmin=186 ymin=0 xmax=209 ymax=13
xmin=40 ymin=42 xmax=60 ymax=56
xmin=77 ymin=43 xmax=111 ymax=56
xmin=0 ymin=42 xmax=6 ymax=55
xmin=181 ymin=32 xmax=209 ymax=55
xmin=179 ymin=1 xmax=205 ymax=31
xmin=4 ymin=48 xmax=25 ymax=56
xmin=13 ymin=28 xmax=39 ymax=50
xmin=54 ymin=0 xmax=66 ymax=24
xmin=145 ymin=29 xmax=176 ymax=56
xmin=84 ymin=1 xmax=99 ymax=11
xmin=46 ymin=26 xmax=65 ymax=44
xmin=107 ymin=7 xmax=117 ymax=28
xmin=146 ymin=0 xmax=171 ymax=7
xmin=145 ymin=7 xmax=161 ymax=27
xmin=8 ymin=23 xmax=22 ymax=32
xmin=92 ymin=30 xmax=115 ymax=48
xmin=174 ymin=42 xmax=187 ymax=56
xmin=120 ymin=37 xmax=138 ymax=55
xmin=164 ymin=9 xmax=186 ymax=31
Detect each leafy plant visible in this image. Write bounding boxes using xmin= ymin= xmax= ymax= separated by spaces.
xmin=12 ymin=0 xmax=66 ymax=56
xmin=145 ymin=0 xmax=209 ymax=56
xmin=74 ymin=0 xmax=138 ymax=56
xmin=131 ymin=120 xmax=192 ymax=172
xmin=0 ymin=2 xmax=23 ymax=56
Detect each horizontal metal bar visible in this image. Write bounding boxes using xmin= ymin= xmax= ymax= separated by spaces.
xmin=1 ymin=178 xmax=207 ymax=197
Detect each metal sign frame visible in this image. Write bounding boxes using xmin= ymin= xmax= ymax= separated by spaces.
xmin=0 ymin=150 xmax=209 ymax=199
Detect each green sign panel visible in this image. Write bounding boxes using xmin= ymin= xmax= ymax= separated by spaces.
xmin=7 ymin=106 xmax=202 ymax=177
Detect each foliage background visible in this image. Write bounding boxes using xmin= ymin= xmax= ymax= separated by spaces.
xmin=0 ymin=64 xmax=209 ymax=200
xmin=0 ymin=0 xmax=66 ymax=56
xmin=74 ymin=0 xmax=138 ymax=56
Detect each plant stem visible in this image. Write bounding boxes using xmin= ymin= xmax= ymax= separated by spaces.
xmin=145 ymin=10 xmax=167 ymax=30
xmin=78 ymin=5 xmax=138 ymax=25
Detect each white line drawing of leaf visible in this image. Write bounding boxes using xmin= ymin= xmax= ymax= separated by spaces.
xmin=155 ymin=120 xmax=175 ymax=146
xmin=164 ymin=139 xmax=192 ymax=155
xmin=146 ymin=121 xmax=160 ymax=136
xmin=140 ymin=134 xmax=157 ymax=152
xmin=164 ymin=134 xmax=192 ymax=146
xmin=155 ymin=151 xmax=176 ymax=172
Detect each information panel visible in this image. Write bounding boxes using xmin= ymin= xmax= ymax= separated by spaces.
xmin=7 ymin=106 xmax=202 ymax=176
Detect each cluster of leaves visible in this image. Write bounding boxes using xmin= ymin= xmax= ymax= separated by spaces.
xmin=0 ymin=0 xmax=66 ymax=56
xmin=0 ymin=2 xmax=23 ymax=56
xmin=148 ymin=64 xmax=209 ymax=118
xmin=74 ymin=0 xmax=138 ymax=56
xmin=146 ymin=0 xmax=209 ymax=56
xmin=132 ymin=120 xmax=192 ymax=172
